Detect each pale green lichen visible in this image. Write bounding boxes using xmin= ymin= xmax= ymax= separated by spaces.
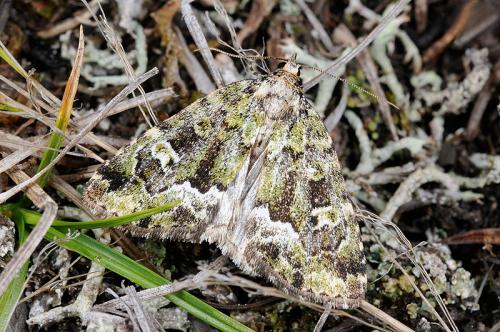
xmin=365 ymin=227 xmax=480 ymax=321
xmin=406 ymin=303 xmax=419 ymax=319
xmin=451 ymin=268 xmax=478 ymax=302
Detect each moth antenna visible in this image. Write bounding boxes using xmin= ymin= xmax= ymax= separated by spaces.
xmin=301 ymin=64 xmax=400 ymax=111
xmin=194 ymin=47 xmax=291 ymax=63
xmin=196 ymin=48 xmax=400 ymax=111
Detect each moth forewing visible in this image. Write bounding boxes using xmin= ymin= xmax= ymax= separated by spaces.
xmin=84 ymin=60 xmax=366 ymax=308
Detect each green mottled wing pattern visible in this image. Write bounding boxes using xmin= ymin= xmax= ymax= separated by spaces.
xmin=85 ymin=79 xmax=262 ymax=241
xmin=235 ymin=99 xmax=366 ymax=307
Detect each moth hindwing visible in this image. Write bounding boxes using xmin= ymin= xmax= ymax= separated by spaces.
xmin=84 ymin=61 xmax=367 ymax=308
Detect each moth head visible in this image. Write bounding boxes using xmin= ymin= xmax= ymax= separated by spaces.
xmin=276 ymin=56 xmax=302 ymax=85
xmin=282 ymin=61 xmax=301 ymax=77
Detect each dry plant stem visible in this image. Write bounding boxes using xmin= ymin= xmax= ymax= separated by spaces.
xmin=49 ymin=175 xmax=95 ymax=217
xmin=490 ymin=321 xmax=500 ymax=332
xmin=0 ymin=0 xmax=12 ymax=34
xmin=96 ymin=268 xmax=409 ymax=332
xmin=304 ymin=0 xmax=411 ymax=91
xmin=360 ymin=301 xmax=414 ymax=332
xmin=82 ymin=0 xmax=157 ymax=127
xmin=77 ymin=88 xmax=176 ymax=126
xmin=0 ymin=131 xmax=103 ymax=162
xmin=57 ymin=165 xmax=100 ymax=183
xmin=335 ymin=24 xmax=397 ymax=141
xmin=236 ymin=0 xmax=276 ymax=44
xmin=180 ymin=0 xmax=223 ymax=88
xmin=37 ymin=0 xmax=99 ymax=39
xmin=313 ymin=302 xmax=333 ymax=332
xmin=0 ymin=78 xmax=116 ymax=157
xmin=294 ymin=0 xmax=335 ymax=52
xmin=1 ymin=72 xmax=118 ymax=157
xmin=174 ymin=27 xmax=216 ymax=94
xmin=474 ymin=264 xmax=493 ymax=306
xmin=0 ymin=68 xmax=159 ymax=204
xmin=0 ymin=75 xmax=54 ymax=114
xmin=0 ymin=168 xmax=58 ymax=299
xmin=19 ymin=243 xmax=75 ymax=304
xmin=0 ymin=146 xmax=40 ymax=175
xmin=0 ymin=42 xmax=59 ymax=107
xmin=423 ymin=0 xmax=477 ymax=64
xmin=123 ymin=286 xmax=158 ymax=332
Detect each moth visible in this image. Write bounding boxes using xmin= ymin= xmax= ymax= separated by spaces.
xmin=84 ymin=60 xmax=366 ymax=308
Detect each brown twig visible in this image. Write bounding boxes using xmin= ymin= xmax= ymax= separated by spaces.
xmin=422 ymin=0 xmax=477 ymax=64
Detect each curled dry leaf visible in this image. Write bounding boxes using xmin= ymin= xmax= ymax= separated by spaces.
xmin=443 ymin=228 xmax=500 ymax=246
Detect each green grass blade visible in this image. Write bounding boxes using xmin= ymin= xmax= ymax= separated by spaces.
xmin=0 ymin=103 xmax=22 ymax=112
xmin=0 ymin=210 xmax=29 ymax=332
xmin=0 ymin=261 xmax=29 ymax=332
xmin=20 ymin=200 xmax=181 ymax=229
xmin=0 ymin=47 xmax=26 ymax=78
xmin=45 ymin=227 xmax=253 ymax=332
